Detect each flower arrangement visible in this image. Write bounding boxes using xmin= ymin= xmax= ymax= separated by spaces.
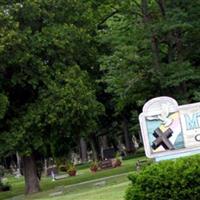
xmin=90 ymin=161 xmax=99 ymax=172
xmin=112 ymin=152 xmax=122 ymax=168
xmin=67 ymin=164 xmax=77 ymax=176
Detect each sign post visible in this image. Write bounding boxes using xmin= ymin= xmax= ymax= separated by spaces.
xmin=139 ymin=96 xmax=200 ymax=161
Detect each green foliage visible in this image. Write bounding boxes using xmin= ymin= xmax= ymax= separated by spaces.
xmin=126 ymin=155 xmax=200 ymax=200
xmin=100 ymin=0 xmax=200 ymax=108
xmin=0 ymin=165 xmax=4 ymax=178
xmin=0 ymin=0 xmax=105 ymax=158
xmin=99 ymin=0 xmax=200 ymax=141
xmin=0 ymin=94 xmax=8 ymax=120
xmin=2 ymin=66 xmax=104 ymax=157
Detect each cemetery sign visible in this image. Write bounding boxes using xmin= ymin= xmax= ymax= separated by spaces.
xmin=139 ymin=96 xmax=200 ymax=161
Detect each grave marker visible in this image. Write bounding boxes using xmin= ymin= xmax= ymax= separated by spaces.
xmin=103 ymin=148 xmax=116 ymax=160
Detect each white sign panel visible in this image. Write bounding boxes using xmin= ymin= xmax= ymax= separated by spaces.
xmin=139 ymin=96 xmax=200 ymax=161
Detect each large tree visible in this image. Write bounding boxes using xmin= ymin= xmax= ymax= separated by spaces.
xmin=0 ymin=0 xmax=104 ymax=194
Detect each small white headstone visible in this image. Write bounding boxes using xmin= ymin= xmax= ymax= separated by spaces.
xmin=51 ymin=170 xmax=55 ymax=181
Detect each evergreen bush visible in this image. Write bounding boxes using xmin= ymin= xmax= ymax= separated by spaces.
xmin=126 ymin=155 xmax=200 ymax=200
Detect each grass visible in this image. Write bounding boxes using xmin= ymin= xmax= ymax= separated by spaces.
xmin=0 ymin=157 xmax=145 ymax=200
xmin=60 ymin=182 xmax=129 ymax=200
xmin=28 ymin=172 xmax=130 ymax=200
xmin=38 ymin=181 xmax=129 ymax=200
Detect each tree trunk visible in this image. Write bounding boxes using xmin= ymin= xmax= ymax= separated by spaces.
xmin=23 ymin=155 xmax=40 ymax=195
xmin=44 ymin=159 xmax=48 ymax=176
xmin=80 ymin=138 xmax=87 ymax=163
xmin=16 ymin=152 xmax=22 ymax=176
xmin=101 ymin=135 xmax=109 ymax=149
xmin=141 ymin=0 xmax=160 ymax=69
xmin=122 ymin=117 xmax=135 ymax=153
xmin=100 ymin=135 xmax=109 ymax=159
xmin=138 ymin=130 xmax=143 ymax=146
xmin=156 ymin=0 xmax=166 ymax=17
xmin=90 ymin=138 xmax=98 ymax=161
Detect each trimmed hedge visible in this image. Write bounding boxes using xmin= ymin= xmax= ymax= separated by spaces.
xmin=126 ymin=155 xmax=200 ymax=200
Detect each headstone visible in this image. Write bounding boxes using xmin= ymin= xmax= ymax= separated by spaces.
xmin=94 ymin=181 xmax=106 ymax=187
xmin=71 ymin=152 xmax=81 ymax=165
xmin=117 ymin=141 xmax=127 ymax=157
xmin=87 ymin=150 xmax=93 ymax=161
xmin=99 ymin=160 xmax=113 ymax=169
xmin=55 ymin=174 xmax=68 ymax=180
xmin=103 ymin=148 xmax=116 ymax=160
xmin=15 ymin=168 xmax=21 ymax=178
xmin=49 ymin=191 xmax=63 ymax=197
xmin=51 ymin=170 xmax=55 ymax=181
xmin=132 ymin=135 xmax=139 ymax=149
xmin=47 ymin=165 xmax=58 ymax=176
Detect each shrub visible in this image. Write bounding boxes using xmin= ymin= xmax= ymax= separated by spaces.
xmin=126 ymin=155 xmax=200 ymax=200
xmin=135 ymin=159 xmax=153 ymax=171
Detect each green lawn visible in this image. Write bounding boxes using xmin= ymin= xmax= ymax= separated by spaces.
xmin=39 ymin=181 xmax=129 ymax=200
xmin=27 ymin=172 xmax=130 ymax=200
xmin=0 ymin=157 xmax=144 ymax=200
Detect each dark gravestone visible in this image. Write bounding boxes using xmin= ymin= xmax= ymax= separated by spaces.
xmin=103 ymin=148 xmax=116 ymax=159
xmin=99 ymin=160 xmax=113 ymax=169
xmin=100 ymin=148 xmax=116 ymax=169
